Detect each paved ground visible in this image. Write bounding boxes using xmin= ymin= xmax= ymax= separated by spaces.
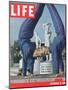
xmin=10 ymin=60 xmax=66 ymax=83
xmin=10 ymin=74 xmax=65 ymax=83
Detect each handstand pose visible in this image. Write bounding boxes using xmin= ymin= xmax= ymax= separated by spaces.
xmin=19 ymin=3 xmax=45 ymax=77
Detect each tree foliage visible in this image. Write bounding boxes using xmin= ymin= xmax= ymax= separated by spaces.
xmin=11 ymin=40 xmax=21 ymax=63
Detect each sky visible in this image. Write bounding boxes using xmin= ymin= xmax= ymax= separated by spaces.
xmin=10 ymin=3 xmax=65 ymax=46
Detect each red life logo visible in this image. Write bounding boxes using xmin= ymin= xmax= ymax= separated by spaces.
xmin=10 ymin=3 xmax=35 ymax=18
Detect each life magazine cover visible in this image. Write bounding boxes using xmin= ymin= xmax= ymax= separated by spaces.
xmin=9 ymin=1 xmax=66 ymax=89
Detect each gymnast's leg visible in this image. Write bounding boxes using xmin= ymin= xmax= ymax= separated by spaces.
xmin=47 ymin=4 xmax=65 ymax=74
